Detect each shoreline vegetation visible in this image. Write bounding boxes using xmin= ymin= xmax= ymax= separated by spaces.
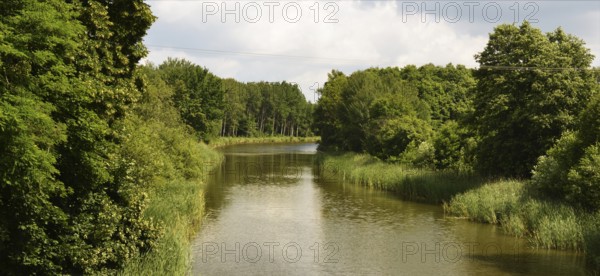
xmin=311 ymin=22 xmax=599 ymax=272
xmin=121 ymin=136 xmax=318 ymax=275
xmin=315 ymin=153 xmax=482 ymax=204
xmin=209 ymin=136 xmax=320 ymax=148
xmin=2 ymin=1 xmax=598 ymax=274
xmin=119 ymin=143 xmax=222 ymax=275
xmin=316 ymin=152 xmax=600 ymax=271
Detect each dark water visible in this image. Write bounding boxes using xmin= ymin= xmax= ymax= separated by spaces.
xmin=191 ymin=143 xmax=586 ymax=275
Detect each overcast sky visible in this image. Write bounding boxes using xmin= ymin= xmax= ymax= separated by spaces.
xmin=143 ymin=0 xmax=600 ymax=102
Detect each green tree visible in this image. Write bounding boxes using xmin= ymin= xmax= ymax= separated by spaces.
xmin=313 ymin=70 xmax=347 ymax=149
xmin=472 ymin=22 xmax=596 ymax=177
xmin=433 ymin=120 xmax=477 ymax=171
xmin=0 ymin=0 xmax=156 ymax=273
xmin=314 ymin=67 xmax=434 ymax=161
xmin=158 ymin=58 xmax=224 ymax=141
xmin=532 ymin=92 xmax=600 ymax=210
xmin=400 ymin=63 xmax=475 ymax=126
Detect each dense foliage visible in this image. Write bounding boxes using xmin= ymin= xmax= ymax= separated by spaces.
xmin=220 ymin=79 xmax=313 ymax=138
xmin=472 ymin=22 xmax=596 ymax=177
xmin=119 ymin=66 xmax=222 ymax=275
xmin=314 ymin=22 xmax=598 ymax=179
xmin=532 ymin=93 xmax=600 ymax=211
xmin=0 ymin=0 xmax=156 ymax=273
xmin=157 ymin=58 xmax=225 ymax=141
xmin=313 ymin=64 xmax=475 ymax=166
xmin=144 ymin=59 xmax=314 ymax=142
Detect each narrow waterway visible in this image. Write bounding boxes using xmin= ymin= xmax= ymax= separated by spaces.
xmin=191 ymin=143 xmax=585 ymax=275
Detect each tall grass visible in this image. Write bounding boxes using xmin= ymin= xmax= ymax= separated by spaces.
xmin=119 ymin=132 xmax=222 ymax=275
xmin=119 ymin=179 xmax=212 ymax=275
xmin=318 ymin=152 xmax=600 ymax=272
xmin=316 ymin=152 xmax=483 ymax=204
xmin=584 ymin=213 xmax=600 ymax=272
xmin=445 ymin=179 xmax=600 ymax=272
xmin=209 ymin=136 xmax=320 ymax=148
xmin=444 ymin=180 xmax=586 ymax=249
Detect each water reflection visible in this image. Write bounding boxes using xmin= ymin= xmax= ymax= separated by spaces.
xmin=192 ymin=143 xmax=586 ymax=275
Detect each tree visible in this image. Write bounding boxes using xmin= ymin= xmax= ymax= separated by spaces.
xmin=313 ymin=67 xmax=435 ymax=161
xmin=0 ymin=0 xmax=156 ymax=273
xmin=400 ymin=63 xmax=475 ymax=126
xmin=472 ymin=22 xmax=596 ymax=177
xmin=313 ymin=70 xmax=347 ymax=149
xmin=158 ymin=58 xmax=224 ymax=141
xmin=216 ymin=79 xmax=312 ymax=137
xmin=433 ymin=120 xmax=476 ymax=171
xmin=532 ymin=92 xmax=600 ymax=210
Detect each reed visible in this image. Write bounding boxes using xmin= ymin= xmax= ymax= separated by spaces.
xmin=209 ymin=136 xmax=320 ymax=148
xmin=318 ymin=152 xmax=600 ymax=272
xmin=119 ymin=143 xmax=222 ymax=275
xmin=445 ymin=179 xmax=600 ymax=256
xmin=316 ymin=152 xmax=482 ymax=204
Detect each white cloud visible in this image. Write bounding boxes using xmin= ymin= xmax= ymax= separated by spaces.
xmin=144 ymin=1 xmax=598 ymax=101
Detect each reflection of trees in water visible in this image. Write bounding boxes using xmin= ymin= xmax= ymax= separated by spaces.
xmin=202 ymin=152 xmax=315 ymax=212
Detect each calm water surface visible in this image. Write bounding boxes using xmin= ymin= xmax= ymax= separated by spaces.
xmin=191 ymin=143 xmax=585 ymax=275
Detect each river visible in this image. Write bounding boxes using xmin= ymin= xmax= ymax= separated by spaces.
xmin=191 ymin=143 xmax=585 ymax=275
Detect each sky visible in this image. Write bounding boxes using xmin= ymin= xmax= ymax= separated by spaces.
xmin=143 ymin=0 xmax=600 ymax=102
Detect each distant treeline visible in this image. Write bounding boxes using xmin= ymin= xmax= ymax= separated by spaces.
xmin=314 ymin=22 xmax=600 ymax=211
xmin=142 ymin=59 xmax=314 ymax=142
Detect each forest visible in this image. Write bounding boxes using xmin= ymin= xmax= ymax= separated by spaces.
xmin=314 ymin=21 xmax=599 ymax=208
xmin=314 ymin=22 xmax=600 ymax=270
xmin=147 ymin=58 xmax=314 ymax=141
xmin=0 ymin=0 xmax=312 ymax=274
xmin=1 ymin=0 xmax=599 ymax=274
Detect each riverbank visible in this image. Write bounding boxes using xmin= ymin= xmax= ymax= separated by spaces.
xmin=317 ymin=152 xmax=600 ymax=271
xmin=445 ymin=180 xmax=600 ymax=270
xmin=209 ymin=136 xmax=320 ymax=148
xmin=316 ymin=152 xmax=482 ymax=204
xmin=120 ymin=142 xmax=223 ymax=275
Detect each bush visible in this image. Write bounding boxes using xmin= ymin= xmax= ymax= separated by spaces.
xmin=367 ymin=116 xmax=432 ymax=161
xmin=566 ymin=144 xmax=600 ymax=210
xmin=116 ymin=67 xmax=223 ymax=274
xmin=532 ymin=92 xmax=600 ymax=211
xmin=398 ymin=141 xmax=435 ymax=168
xmin=433 ymin=120 xmax=476 ymax=171
xmin=531 ymin=131 xmax=583 ymax=198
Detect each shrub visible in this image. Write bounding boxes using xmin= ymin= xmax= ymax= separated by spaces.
xmin=566 ymin=144 xmax=600 ymax=210
xmin=532 ymin=92 xmax=600 ymax=211
xmin=399 ymin=141 xmax=435 ymax=168
xmin=531 ymin=131 xmax=583 ymax=198
xmin=433 ymin=120 xmax=476 ymax=171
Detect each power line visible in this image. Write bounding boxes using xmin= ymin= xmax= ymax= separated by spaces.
xmin=478 ymin=65 xmax=595 ymax=71
xmin=146 ymin=45 xmax=599 ymax=71
xmin=146 ymin=44 xmax=370 ymax=64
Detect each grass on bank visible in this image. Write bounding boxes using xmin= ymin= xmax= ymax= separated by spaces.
xmin=121 ymin=135 xmax=315 ymax=274
xmin=317 ymin=152 xmax=600 ymax=271
xmin=316 ymin=152 xmax=482 ymax=204
xmin=445 ymin=180 xmax=600 ymax=270
xmin=209 ymin=136 xmax=320 ymax=148
xmin=118 ymin=124 xmax=223 ymax=275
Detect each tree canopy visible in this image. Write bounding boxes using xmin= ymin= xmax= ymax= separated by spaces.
xmin=472 ymin=22 xmax=596 ymax=177
xmin=314 ymin=64 xmax=475 ymax=164
xmin=145 ymin=59 xmax=314 ymax=141
xmin=0 ymin=0 xmax=156 ymax=273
